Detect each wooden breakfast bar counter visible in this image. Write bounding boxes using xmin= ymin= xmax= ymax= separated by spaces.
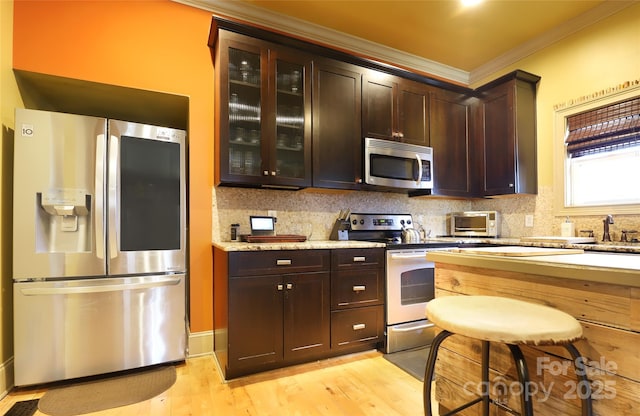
xmin=426 ymin=248 xmax=640 ymax=416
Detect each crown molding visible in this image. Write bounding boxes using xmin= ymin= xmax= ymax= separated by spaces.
xmin=174 ymin=0 xmax=470 ymax=85
xmin=175 ymin=0 xmax=635 ymax=88
xmin=468 ymin=0 xmax=636 ymax=85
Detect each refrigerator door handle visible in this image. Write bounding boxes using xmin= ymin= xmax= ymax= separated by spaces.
xmin=95 ymin=134 xmax=106 ymax=260
xmin=107 ymin=135 xmax=119 ymax=259
xmin=19 ymin=276 xmax=182 ymax=295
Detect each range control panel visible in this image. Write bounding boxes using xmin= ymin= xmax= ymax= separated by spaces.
xmin=349 ymin=213 xmax=413 ymax=231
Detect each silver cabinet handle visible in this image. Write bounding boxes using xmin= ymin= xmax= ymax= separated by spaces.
xmin=286 ymin=283 xmax=293 ymax=290
xmin=353 ymin=256 xmax=366 ymax=262
xmin=263 ymin=170 xmax=269 ymax=176
xmin=352 ymin=285 xmax=366 ymax=292
xmin=353 ymin=323 xmax=366 ymax=330
xmin=277 ymin=259 xmax=292 ymax=266
xmin=277 ymin=284 xmax=284 ymax=291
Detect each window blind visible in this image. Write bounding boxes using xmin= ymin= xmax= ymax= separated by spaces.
xmin=565 ymin=97 xmax=640 ymax=157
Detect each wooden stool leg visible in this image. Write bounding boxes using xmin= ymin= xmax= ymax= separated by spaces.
xmin=507 ymin=344 xmax=534 ymax=416
xmin=564 ymin=344 xmax=593 ymax=416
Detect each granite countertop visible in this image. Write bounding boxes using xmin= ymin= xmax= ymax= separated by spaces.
xmin=213 ymin=236 xmax=640 ymax=253
xmin=426 ymin=236 xmax=640 ymax=254
xmin=213 ymin=240 xmax=385 ymax=251
xmin=427 ymin=248 xmax=640 ymax=288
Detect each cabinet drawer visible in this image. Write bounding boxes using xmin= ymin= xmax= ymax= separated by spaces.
xmin=229 ymin=250 xmax=330 ymax=277
xmin=331 ymin=248 xmax=384 ymax=271
xmin=331 ymin=306 xmax=383 ymax=348
xmin=332 ymin=269 xmax=383 ymax=309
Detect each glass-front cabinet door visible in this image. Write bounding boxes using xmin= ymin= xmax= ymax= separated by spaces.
xmin=224 ymin=41 xmax=264 ymax=183
xmin=218 ymin=32 xmax=311 ymax=188
xmin=270 ymin=50 xmax=311 ymax=186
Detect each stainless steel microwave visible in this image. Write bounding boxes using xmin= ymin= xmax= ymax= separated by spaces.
xmin=447 ymin=211 xmax=500 ymax=237
xmin=364 ymin=137 xmax=433 ymax=190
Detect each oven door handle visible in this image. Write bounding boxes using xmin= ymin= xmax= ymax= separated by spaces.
xmin=389 ymin=253 xmax=429 ymax=260
xmin=389 ymin=322 xmax=435 ymax=332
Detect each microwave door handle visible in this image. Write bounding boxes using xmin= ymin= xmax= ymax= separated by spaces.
xmin=416 ymin=154 xmax=423 ymax=183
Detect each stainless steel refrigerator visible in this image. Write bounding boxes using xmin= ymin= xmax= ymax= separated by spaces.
xmin=13 ymin=108 xmax=187 ymax=386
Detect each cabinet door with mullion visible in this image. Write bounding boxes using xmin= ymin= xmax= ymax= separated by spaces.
xmin=267 ymin=49 xmax=312 ymax=188
xmin=218 ymin=35 xmax=269 ymax=186
xmin=228 ymin=275 xmax=284 ymax=373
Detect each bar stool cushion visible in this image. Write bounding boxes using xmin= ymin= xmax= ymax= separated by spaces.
xmin=426 ymin=295 xmax=583 ymax=346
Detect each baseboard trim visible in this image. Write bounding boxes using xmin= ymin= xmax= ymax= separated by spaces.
xmin=187 ymin=330 xmax=213 ymax=357
xmin=0 ymin=357 xmax=15 ymax=401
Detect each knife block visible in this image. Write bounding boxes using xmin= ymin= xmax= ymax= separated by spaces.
xmin=329 ymin=220 xmax=351 ymax=241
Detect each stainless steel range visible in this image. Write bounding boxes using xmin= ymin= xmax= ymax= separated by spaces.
xmin=338 ymin=213 xmax=458 ymax=353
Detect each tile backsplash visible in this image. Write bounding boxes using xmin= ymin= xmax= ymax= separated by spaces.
xmin=211 ymin=185 xmax=640 ymax=242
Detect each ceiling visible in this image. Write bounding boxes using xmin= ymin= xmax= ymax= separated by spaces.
xmin=182 ymin=0 xmax=636 ymax=84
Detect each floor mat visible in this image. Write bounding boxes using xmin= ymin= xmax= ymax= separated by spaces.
xmin=38 ymin=365 xmax=176 ymax=416
xmin=3 ymin=399 xmax=39 ymax=416
xmin=383 ymin=347 xmax=430 ymax=381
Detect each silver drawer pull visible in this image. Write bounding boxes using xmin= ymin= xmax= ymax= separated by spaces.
xmin=352 ymin=285 xmax=366 ymax=292
xmin=286 ymin=283 xmax=293 ymax=290
xmin=353 ymin=323 xmax=366 ymax=330
xmin=276 ymin=259 xmax=292 ymax=266
xmin=277 ymin=284 xmax=284 ymax=291
xmin=353 ymin=256 xmax=366 ymax=262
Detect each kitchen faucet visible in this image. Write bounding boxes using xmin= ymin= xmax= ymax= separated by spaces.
xmin=602 ymin=215 xmax=614 ymax=242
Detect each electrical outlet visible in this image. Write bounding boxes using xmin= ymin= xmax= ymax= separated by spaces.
xmin=268 ymin=210 xmax=277 ymax=218
xmin=525 ymin=215 xmax=534 ymax=227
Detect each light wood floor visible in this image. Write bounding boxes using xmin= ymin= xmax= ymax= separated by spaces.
xmin=0 ymin=350 xmax=427 ymax=415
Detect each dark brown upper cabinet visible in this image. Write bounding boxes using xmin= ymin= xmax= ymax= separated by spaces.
xmin=213 ymin=30 xmax=312 ymax=189
xmin=478 ymin=70 xmax=540 ymax=196
xmin=312 ymin=58 xmax=364 ymax=190
xmin=429 ymin=89 xmax=479 ymax=197
xmin=363 ymin=70 xmax=432 ymax=146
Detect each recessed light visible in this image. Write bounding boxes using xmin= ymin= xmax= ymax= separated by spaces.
xmin=462 ymin=0 xmax=483 ymax=7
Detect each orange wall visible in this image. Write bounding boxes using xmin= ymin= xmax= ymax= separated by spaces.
xmin=13 ymin=0 xmax=214 ymax=332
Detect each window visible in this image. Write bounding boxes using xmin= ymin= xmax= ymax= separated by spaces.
xmin=554 ymin=88 xmax=640 ymax=215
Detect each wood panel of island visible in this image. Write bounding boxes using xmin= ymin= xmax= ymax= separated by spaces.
xmin=426 ymin=250 xmax=640 ymax=416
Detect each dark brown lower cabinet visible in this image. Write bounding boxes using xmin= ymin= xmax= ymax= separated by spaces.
xmin=228 ymin=271 xmax=330 ymax=375
xmin=331 ymin=306 xmax=384 ymax=349
xmin=330 ymin=248 xmax=385 ymax=351
xmin=214 ymin=247 xmax=384 ymax=379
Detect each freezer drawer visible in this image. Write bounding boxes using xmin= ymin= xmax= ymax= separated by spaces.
xmin=13 ymin=274 xmax=186 ymax=386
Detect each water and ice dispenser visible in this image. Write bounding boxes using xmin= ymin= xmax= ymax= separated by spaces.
xmin=36 ymin=188 xmax=91 ymax=253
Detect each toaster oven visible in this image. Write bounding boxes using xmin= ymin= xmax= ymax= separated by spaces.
xmin=447 ymin=211 xmax=500 ymax=237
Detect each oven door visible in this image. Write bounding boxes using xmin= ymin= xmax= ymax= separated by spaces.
xmin=386 ymin=249 xmax=435 ymax=325
xmin=385 ymin=247 xmax=455 ymax=353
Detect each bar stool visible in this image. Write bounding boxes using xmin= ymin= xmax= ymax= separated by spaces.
xmin=423 ymin=295 xmax=593 ymax=416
